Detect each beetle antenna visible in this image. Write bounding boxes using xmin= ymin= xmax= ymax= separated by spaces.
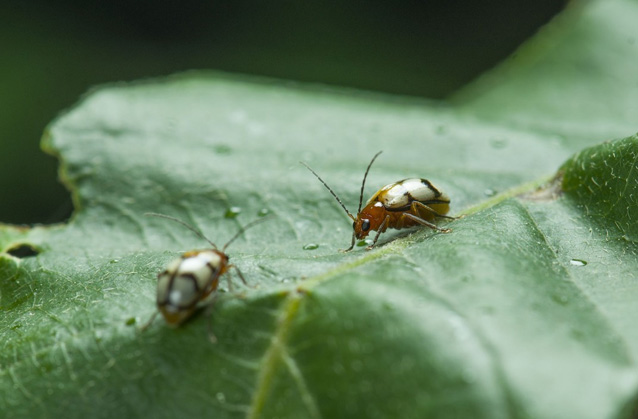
xmin=145 ymin=212 xmax=218 ymax=249
xmin=222 ymin=216 xmax=271 ymax=251
xmin=301 ymin=161 xmax=355 ymax=221
xmin=358 ymin=151 xmax=383 ymax=214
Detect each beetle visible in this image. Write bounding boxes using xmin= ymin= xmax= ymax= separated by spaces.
xmin=302 ymin=151 xmax=454 ymax=251
xmin=141 ymin=213 xmax=266 ymax=339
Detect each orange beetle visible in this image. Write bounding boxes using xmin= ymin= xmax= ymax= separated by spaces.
xmin=302 ymin=151 xmax=454 ymax=251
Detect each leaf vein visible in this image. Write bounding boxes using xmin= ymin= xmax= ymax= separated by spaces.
xmin=247 ymin=290 xmax=303 ymax=419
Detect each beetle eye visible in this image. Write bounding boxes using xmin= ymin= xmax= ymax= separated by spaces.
xmin=362 ymin=219 xmax=370 ymax=231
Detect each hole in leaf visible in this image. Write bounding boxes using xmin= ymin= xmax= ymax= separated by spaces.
xmin=6 ymin=243 xmax=40 ymax=258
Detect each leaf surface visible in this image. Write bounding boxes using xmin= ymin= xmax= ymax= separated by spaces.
xmin=2 ymin=1 xmax=638 ymax=418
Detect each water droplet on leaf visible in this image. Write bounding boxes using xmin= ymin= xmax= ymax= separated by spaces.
xmin=224 ymin=207 xmax=241 ymax=218
xmin=213 ymin=145 xmax=232 ymax=155
xmin=484 ymin=188 xmax=497 ymax=197
xmin=357 ymin=239 xmax=373 ymax=247
xmin=569 ymin=259 xmax=587 ymax=266
xmin=490 ymin=138 xmax=508 ymax=148
xmin=551 ymin=294 xmax=569 ymax=305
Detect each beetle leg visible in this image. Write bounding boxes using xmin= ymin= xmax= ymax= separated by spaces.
xmin=403 ymin=212 xmax=451 ymax=233
xmin=138 ymin=311 xmax=159 ymax=333
xmin=229 ymin=264 xmax=248 ymax=288
xmin=367 ymin=215 xmax=390 ymax=250
xmin=204 ymin=292 xmax=221 ymax=344
xmin=342 ymin=231 xmax=356 ymax=252
xmin=412 ymin=201 xmax=457 ymax=219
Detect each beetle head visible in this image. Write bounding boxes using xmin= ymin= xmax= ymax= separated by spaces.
xmin=353 ymin=203 xmax=386 ymax=239
xmin=353 ymin=217 xmax=372 ymax=239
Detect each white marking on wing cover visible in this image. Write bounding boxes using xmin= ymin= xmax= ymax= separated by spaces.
xmin=157 ymin=272 xmax=172 ymax=302
xmin=382 ymin=182 xmax=409 ymax=208
xmin=169 ymin=276 xmax=198 ymax=306
xmin=165 ymin=257 xmax=182 ymax=273
xmin=197 ymin=251 xmax=222 ymax=267
xmin=178 ymin=253 xmax=217 ymax=289
xmin=403 ymin=179 xmax=436 ymax=201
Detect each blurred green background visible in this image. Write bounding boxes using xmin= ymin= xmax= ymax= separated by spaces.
xmin=0 ymin=1 xmax=566 ymax=225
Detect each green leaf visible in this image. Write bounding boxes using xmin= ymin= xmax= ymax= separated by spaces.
xmin=561 ymin=136 xmax=638 ymax=240
xmin=456 ymin=0 xmax=638 ymax=145
xmin=2 ymin=1 xmax=638 ymax=418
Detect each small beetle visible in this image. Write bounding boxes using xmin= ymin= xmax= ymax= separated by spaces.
xmin=302 ymin=151 xmax=454 ymax=251
xmin=141 ymin=213 xmax=266 ymax=337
